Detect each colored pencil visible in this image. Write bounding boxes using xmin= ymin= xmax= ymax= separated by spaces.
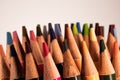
xmin=43 ymin=42 xmax=61 ymax=80
xmin=62 ymin=40 xmax=81 ymax=80
xmin=0 ymin=45 xmax=10 ymax=80
xmin=6 ymin=32 xmax=12 ymax=68
xmin=65 ymin=24 xmax=82 ymax=73
xmin=30 ymin=30 xmax=44 ymax=79
xmin=25 ymin=42 xmax=39 ymax=80
xmin=89 ymin=25 xmax=100 ymax=70
xmin=49 ymin=25 xmax=63 ymax=78
xmin=10 ymin=44 xmax=25 ymax=80
xmin=99 ymin=39 xmax=116 ymax=80
xmin=43 ymin=25 xmax=48 ymax=42
xmin=107 ymin=24 xmax=116 ymax=58
xmin=22 ymin=26 xmax=30 ymax=52
xmin=112 ymin=41 xmax=120 ymax=80
xmin=13 ymin=31 xmax=25 ymax=69
xmin=82 ymin=23 xmax=89 ymax=48
xmin=95 ymin=23 xmax=99 ymax=36
xmin=81 ymin=41 xmax=100 ymax=80
xmin=48 ymin=23 xmax=52 ymax=53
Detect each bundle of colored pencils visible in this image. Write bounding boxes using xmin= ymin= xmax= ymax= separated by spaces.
xmin=0 ymin=22 xmax=119 ymax=80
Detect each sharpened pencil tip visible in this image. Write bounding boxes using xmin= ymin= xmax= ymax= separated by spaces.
xmin=100 ymin=39 xmax=106 ymax=54
xmin=7 ymin=32 xmax=13 ymax=45
xmin=30 ymin=30 xmax=36 ymax=41
xmin=43 ymin=42 xmax=49 ymax=57
xmin=76 ymin=22 xmax=82 ymax=33
xmin=36 ymin=24 xmax=42 ymax=36
xmin=83 ymin=23 xmax=89 ymax=35
xmin=55 ymin=24 xmax=62 ymax=37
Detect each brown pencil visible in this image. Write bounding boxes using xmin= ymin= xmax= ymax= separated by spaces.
xmin=43 ymin=42 xmax=61 ymax=80
xmin=10 ymin=44 xmax=25 ymax=80
xmin=13 ymin=31 xmax=25 ymax=69
xmin=112 ymin=41 xmax=120 ymax=80
xmin=43 ymin=25 xmax=48 ymax=42
xmin=65 ymin=24 xmax=82 ymax=73
xmin=0 ymin=45 xmax=10 ymax=80
xmin=62 ymin=40 xmax=81 ymax=80
xmin=89 ymin=25 xmax=100 ymax=70
xmin=30 ymin=30 xmax=44 ymax=79
xmin=99 ymin=39 xmax=116 ymax=80
xmin=107 ymin=24 xmax=116 ymax=58
xmin=81 ymin=41 xmax=100 ymax=80
xmin=25 ymin=42 xmax=39 ymax=80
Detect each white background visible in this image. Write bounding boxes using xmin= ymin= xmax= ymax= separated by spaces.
xmin=0 ymin=0 xmax=120 ymax=51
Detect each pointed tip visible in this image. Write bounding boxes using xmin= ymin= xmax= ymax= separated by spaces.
xmin=49 ymin=24 xmax=56 ymax=41
xmin=72 ymin=23 xmax=78 ymax=35
xmin=90 ymin=27 xmax=97 ymax=41
xmin=10 ymin=44 xmax=17 ymax=57
xmin=113 ymin=41 xmax=119 ymax=57
xmin=65 ymin=24 xmax=69 ymax=39
xmin=36 ymin=24 xmax=42 ymax=36
xmin=7 ymin=32 xmax=13 ymax=45
xmin=25 ymin=42 xmax=32 ymax=53
xmin=95 ymin=23 xmax=99 ymax=36
xmin=13 ymin=31 xmax=19 ymax=42
xmin=109 ymin=24 xmax=115 ymax=36
xmin=30 ymin=30 xmax=36 ymax=41
xmin=98 ymin=26 xmax=104 ymax=37
xmin=76 ymin=22 xmax=82 ymax=33
xmin=43 ymin=42 xmax=49 ymax=57
xmin=83 ymin=23 xmax=89 ymax=35
xmin=62 ymin=40 xmax=68 ymax=53
xmin=99 ymin=39 xmax=106 ymax=54
xmin=22 ymin=26 xmax=27 ymax=37
xmin=90 ymin=23 xmax=93 ymax=28
xmin=55 ymin=24 xmax=62 ymax=37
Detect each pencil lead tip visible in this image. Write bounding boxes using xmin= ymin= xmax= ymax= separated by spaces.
xmin=49 ymin=24 xmax=56 ymax=41
xmin=13 ymin=31 xmax=19 ymax=42
xmin=43 ymin=42 xmax=49 ymax=57
xmin=83 ymin=23 xmax=89 ymax=35
xmin=90 ymin=23 xmax=93 ymax=28
xmin=76 ymin=22 xmax=82 ymax=33
xmin=30 ymin=30 xmax=36 ymax=41
xmin=100 ymin=39 xmax=106 ymax=54
xmin=95 ymin=23 xmax=99 ymax=36
xmin=55 ymin=24 xmax=62 ymax=37
xmin=22 ymin=26 xmax=27 ymax=37
xmin=65 ymin=24 xmax=69 ymax=39
xmin=36 ymin=24 xmax=42 ymax=36
xmin=7 ymin=32 xmax=12 ymax=45
xmin=72 ymin=23 xmax=78 ymax=35
xmin=25 ymin=42 xmax=32 ymax=53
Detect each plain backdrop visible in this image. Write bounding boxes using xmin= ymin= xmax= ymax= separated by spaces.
xmin=0 ymin=0 xmax=120 ymax=51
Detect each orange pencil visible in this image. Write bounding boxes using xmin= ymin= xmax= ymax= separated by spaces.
xmin=89 ymin=25 xmax=100 ymax=70
xmin=43 ymin=42 xmax=61 ymax=80
xmin=107 ymin=24 xmax=116 ymax=58
xmin=62 ymin=40 xmax=81 ymax=80
xmin=112 ymin=41 xmax=120 ymax=80
xmin=65 ymin=24 xmax=82 ymax=73
xmin=6 ymin=32 xmax=12 ymax=68
xmin=30 ymin=30 xmax=44 ymax=79
xmin=81 ymin=41 xmax=100 ymax=80
xmin=0 ymin=45 xmax=10 ymax=80
xmin=13 ymin=31 xmax=25 ymax=69
xmin=22 ymin=26 xmax=30 ymax=52
xmin=25 ymin=42 xmax=39 ymax=80
xmin=10 ymin=44 xmax=25 ymax=80
xmin=99 ymin=39 xmax=116 ymax=80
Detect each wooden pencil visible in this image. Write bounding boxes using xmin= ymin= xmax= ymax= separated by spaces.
xmin=99 ymin=39 xmax=116 ymax=80
xmin=10 ymin=44 xmax=25 ymax=80
xmin=48 ymin=23 xmax=52 ymax=53
xmin=81 ymin=41 xmax=100 ymax=80
xmin=112 ymin=41 xmax=120 ymax=80
xmin=6 ymin=32 xmax=12 ymax=68
xmin=49 ymin=25 xmax=63 ymax=78
xmin=89 ymin=26 xmax=100 ymax=70
xmin=43 ymin=25 xmax=48 ymax=42
xmin=13 ymin=31 xmax=25 ymax=69
xmin=30 ymin=30 xmax=44 ymax=79
xmin=95 ymin=23 xmax=99 ymax=36
xmin=43 ymin=42 xmax=61 ymax=80
xmin=25 ymin=42 xmax=39 ymax=80
xmin=65 ymin=24 xmax=82 ymax=74
xmin=22 ymin=26 xmax=30 ymax=52
xmin=107 ymin=24 xmax=116 ymax=58
xmin=0 ymin=45 xmax=10 ymax=80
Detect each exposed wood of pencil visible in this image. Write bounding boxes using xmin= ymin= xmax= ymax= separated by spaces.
xmin=43 ymin=42 xmax=61 ymax=80
xmin=112 ymin=41 xmax=120 ymax=80
xmin=81 ymin=41 xmax=99 ymax=80
xmin=0 ymin=45 xmax=10 ymax=80
xmin=65 ymin=24 xmax=82 ymax=73
xmin=89 ymin=27 xmax=100 ymax=70
xmin=25 ymin=42 xmax=39 ymax=80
